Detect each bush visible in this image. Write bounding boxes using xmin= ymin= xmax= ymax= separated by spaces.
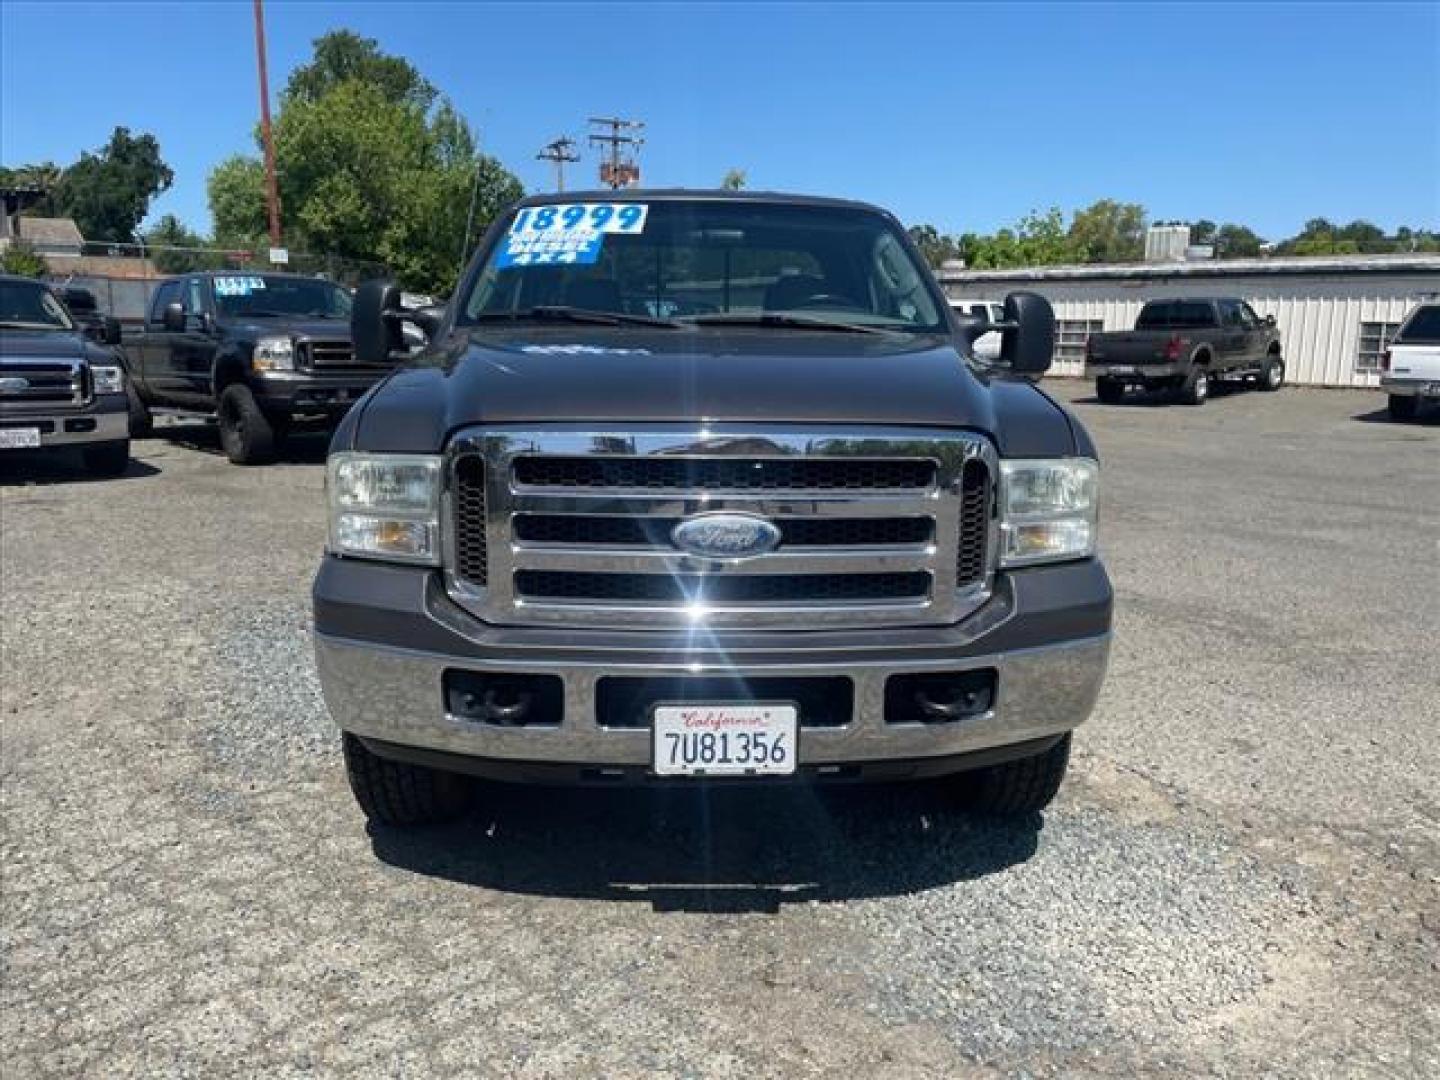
xmin=0 ymin=240 xmax=49 ymax=278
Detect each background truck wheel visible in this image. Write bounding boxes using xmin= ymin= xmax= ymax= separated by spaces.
xmin=962 ymin=734 xmax=1072 ymax=816
xmin=1095 ymin=378 xmax=1125 ymax=404
xmin=1258 ymin=354 xmax=1285 ymax=392
xmin=342 ymin=733 xmax=472 ymax=827
xmin=81 ymin=438 xmax=131 ymax=477
xmin=126 ymin=384 xmax=154 ymax=437
xmin=1387 ymin=394 xmax=1419 ymax=421
xmin=217 ymin=384 xmax=276 ymax=465
xmin=1177 ymin=368 xmax=1210 ymax=406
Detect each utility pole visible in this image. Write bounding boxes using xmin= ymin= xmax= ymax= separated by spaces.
xmin=587 ymin=116 xmax=644 ymax=190
xmin=536 ymin=137 xmax=580 ymax=193
xmin=252 ymin=0 xmax=282 ymax=248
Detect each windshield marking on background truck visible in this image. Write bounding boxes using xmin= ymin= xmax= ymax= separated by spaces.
xmin=214 ymin=276 xmax=267 ymax=297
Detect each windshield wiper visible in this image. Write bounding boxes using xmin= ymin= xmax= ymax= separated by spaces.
xmin=687 ymin=313 xmax=891 ymax=335
xmin=472 ymin=306 xmax=681 ymax=329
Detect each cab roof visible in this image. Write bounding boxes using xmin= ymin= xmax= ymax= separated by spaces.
xmin=513 ymin=188 xmax=892 ymax=217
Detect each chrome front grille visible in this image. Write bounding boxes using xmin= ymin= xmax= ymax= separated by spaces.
xmin=0 ymin=361 xmax=87 ymax=407
xmin=445 ymin=426 xmax=996 ymax=630
xmin=298 ymin=339 xmax=361 ymax=368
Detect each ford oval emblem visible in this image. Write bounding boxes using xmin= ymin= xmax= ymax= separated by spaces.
xmin=671 ymin=513 xmax=781 ymax=560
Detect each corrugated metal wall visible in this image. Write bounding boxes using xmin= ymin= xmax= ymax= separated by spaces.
xmin=945 ymin=273 xmax=1440 ymax=386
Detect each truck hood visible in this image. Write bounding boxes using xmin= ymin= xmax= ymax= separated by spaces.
xmin=221 ymin=317 xmax=353 ymax=341
xmin=0 ymin=328 xmax=88 ymax=362
xmin=347 ymin=327 xmax=1077 ymax=457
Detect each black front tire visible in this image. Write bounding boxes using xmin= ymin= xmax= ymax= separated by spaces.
xmin=217 ymin=383 xmax=277 ymax=465
xmin=126 ymin=384 xmax=154 ymax=437
xmin=1387 ymin=394 xmax=1419 ymax=421
xmin=81 ymin=439 xmax=131 ymax=477
xmin=1177 ymin=368 xmax=1210 ymax=406
xmin=962 ymin=734 xmax=1072 ymax=816
xmin=342 ymin=733 xmax=473 ymax=827
xmin=1096 ymin=378 xmax=1125 ymax=404
xmin=1258 ymin=354 xmax=1285 ymax=392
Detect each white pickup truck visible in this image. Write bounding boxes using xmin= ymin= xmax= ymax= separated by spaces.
xmin=1382 ymin=302 xmax=1440 ymax=420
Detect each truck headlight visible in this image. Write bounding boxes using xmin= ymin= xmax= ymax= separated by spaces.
xmin=327 ymin=453 xmax=442 ymax=565
xmin=92 ymin=365 xmax=125 ymax=393
xmin=253 ymin=335 xmax=295 ymax=372
xmin=999 ymin=458 xmax=1099 ymax=567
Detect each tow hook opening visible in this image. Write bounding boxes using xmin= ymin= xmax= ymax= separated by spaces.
xmin=885 ymin=669 xmax=997 ymax=725
xmin=444 ymin=671 xmax=563 ymax=727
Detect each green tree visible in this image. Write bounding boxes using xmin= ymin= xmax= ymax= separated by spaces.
xmin=49 ymin=127 xmax=174 ymax=243
xmin=0 ymin=240 xmax=48 ymax=277
xmin=207 ymin=32 xmax=522 ymax=293
xmin=1067 ymin=199 xmax=1146 ymax=263
xmin=144 ymin=213 xmax=213 ymax=273
xmin=1213 ymin=223 xmax=1264 ymax=258
xmin=720 ymin=169 xmax=747 ymax=191
xmin=1189 ymin=218 xmax=1217 ymax=246
xmin=907 ymin=224 xmax=963 ymax=268
xmin=207 ymin=156 xmax=270 ymax=248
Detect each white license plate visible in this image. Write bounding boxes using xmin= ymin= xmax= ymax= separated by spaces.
xmin=1106 ymin=365 xmax=1137 ymax=375
xmin=652 ymin=702 xmax=798 ymax=777
xmin=0 ymin=428 xmax=41 ymax=449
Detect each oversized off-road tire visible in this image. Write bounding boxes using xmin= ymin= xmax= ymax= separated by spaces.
xmin=126 ymin=384 xmax=154 ymax=437
xmin=217 ymin=383 xmax=276 ymax=465
xmin=81 ymin=438 xmax=130 ymax=477
xmin=1177 ymin=367 xmax=1210 ymax=406
xmin=341 ymin=733 xmax=472 ymax=827
xmin=1096 ymin=378 xmax=1125 ymax=405
xmin=1258 ymin=353 xmax=1285 ymax=392
xmin=962 ymin=734 xmax=1072 ymax=816
xmin=1388 ymin=394 xmax=1419 ymax=421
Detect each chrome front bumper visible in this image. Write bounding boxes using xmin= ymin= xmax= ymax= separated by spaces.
xmin=0 ymin=402 xmax=127 ymax=448
xmin=314 ymin=625 xmax=1109 ymax=769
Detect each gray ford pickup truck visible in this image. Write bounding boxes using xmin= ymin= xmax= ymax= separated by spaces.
xmin=124 ymin=272 xmax=394 ymax=464
xmin=312 ymin=191 xmax=1112 ymax=827
xmin=1086 ymin=297 xmax=1284 ymax=404
xmin=1 ymin=274 xmax=131 ymax=476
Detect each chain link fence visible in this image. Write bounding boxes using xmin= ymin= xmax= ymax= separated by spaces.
xmin=41 ymin=241 xmax=390 ymax=322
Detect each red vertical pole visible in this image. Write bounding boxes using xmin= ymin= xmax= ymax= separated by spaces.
xmin=253 ymin=0 xmax=282 ymax=248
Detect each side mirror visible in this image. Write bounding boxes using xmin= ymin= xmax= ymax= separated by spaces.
xmin=103 ymin=316 xmax=122 ymax=346
xmin=999 ymin=291 xmax=1054 ymax=376
xmin=352 ymin=280 xmax=406 ymax=365
xmin=162 ymin=302 xmax=186 ymax=332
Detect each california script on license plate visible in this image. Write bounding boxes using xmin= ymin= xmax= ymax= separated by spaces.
xmin=0 ymin=428 xmax=41 ymax=449
xmin=652 ymin=702 xmax=798 ymax=777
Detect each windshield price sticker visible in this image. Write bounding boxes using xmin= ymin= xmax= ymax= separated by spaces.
xmin=497 ymin=203 xmax=648 ymax=268
xmin=214 ymin=276 xmax=267 ymax=297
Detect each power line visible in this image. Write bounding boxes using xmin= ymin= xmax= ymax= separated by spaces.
xmin=536 ymin=137 xmax=580 ymax=193
xmin=587 ymin=116 xmax=644 ymax=190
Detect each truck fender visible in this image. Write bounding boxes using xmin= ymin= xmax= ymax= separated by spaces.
xmin=211 ymin=349 xmax=250 ymax=397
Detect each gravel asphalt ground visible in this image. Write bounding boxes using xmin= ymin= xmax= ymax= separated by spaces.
xmin=2 ymin=381 xmax=1437 ymax=1077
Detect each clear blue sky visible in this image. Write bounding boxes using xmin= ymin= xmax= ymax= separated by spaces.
xmin=3 ymin=1 xmax=1437 ymax=241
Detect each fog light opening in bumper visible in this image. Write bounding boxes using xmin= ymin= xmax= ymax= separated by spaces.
xmin=443 ymin=671 xmax=563 ymax=727
xmin=885 ymin=669 xmax=997 ymax=725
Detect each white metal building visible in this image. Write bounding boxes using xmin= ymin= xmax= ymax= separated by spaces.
xmin=940 ymin=254 xmax=1440 ymax=387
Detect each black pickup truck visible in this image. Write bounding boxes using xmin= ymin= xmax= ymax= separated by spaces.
xmin=312 ymin=190 xmax=1113 ymax=830
xmin=124 ymin=272 xmax=397 ymax=463
xmin=1085 ymin=297 xmax=1284 ymax=404
xmin=1 ymin=274 xmax=131 ymax=476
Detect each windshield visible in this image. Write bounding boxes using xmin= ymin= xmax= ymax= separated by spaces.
xmin=461 ymin=200 xmax=947 ymax=333
xmin=211 ymin=275 xmax=353 ymax=319
xmin=1396 ymin=305 xmax=1440 ymax=343
xmin=1136 ymin=300 xmax=1216 ymax=329
xmin=0 ymin=279 xmax=74 ymax=331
